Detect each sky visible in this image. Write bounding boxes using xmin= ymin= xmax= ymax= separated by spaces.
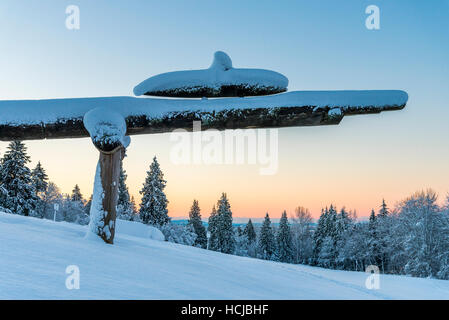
xmin=0 ymin=0 xmax=448 ymax=219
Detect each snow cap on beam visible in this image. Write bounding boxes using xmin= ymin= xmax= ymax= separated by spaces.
xmin=133 ymin=51 xmax=289 ymax=98
xmin=83 ymin=107 xmax=129 ymax=152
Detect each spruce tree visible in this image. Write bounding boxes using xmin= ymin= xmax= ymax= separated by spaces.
xmin=258 ymin=212 xmax=276 ymax=260
xmin=31 ymin=161 xmax=49 ymax=217
xmin=243 ymin=219 xmax=257 ymax=244
xmin=215 ymin=193 xmax=235 ymax=254
xmin=0 ymin=141 xmax=37 ymax=216
xmin=368 ymin=209 xmax=381 ymax=266
xmin=117 ymin=165 xmax=134 ymax=220
xmin=377 ymin=199 xmax=390 ymax=272
xmin=71 ymin=184 xmax=83 ymax=202
xmin=276 ymin=210 xmax=294 ymax=263
xmin=208 ymin=205 xmax=219 ymax=251
xmin=326 ymin=205 xmax=338 ymax=267
xmin=313 ymin=208 xmax=328 ymax=263
xmin=188 ymin=199 xmax=207 ymax=249
xmin=139 ymin=156 xmax=170 ymax=226
xmin=84 ymin=195 xmax=92 ymax=215
xmin=369 ymin=209 xmax=376 ymax=226
xmin=31 ymin=161 xmax=48 ymax=195
xmin=379 ymin=199 xmax=389 ymax=217
xmin=130 ymin=196 xmax=138 ymax=220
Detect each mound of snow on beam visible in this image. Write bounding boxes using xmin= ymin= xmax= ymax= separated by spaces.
xmin=133 ymin=51 xmax=289 ymax=96
xmin=83 ymin=107 xmax=129 ymax=147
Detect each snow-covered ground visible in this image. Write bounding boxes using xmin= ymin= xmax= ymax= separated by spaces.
xmin=1 ymin=212 xmax=448 ymax=300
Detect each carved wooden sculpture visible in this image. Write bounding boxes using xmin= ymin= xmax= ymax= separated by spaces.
xmin=0 ymin=52 xmax=408 ymax=244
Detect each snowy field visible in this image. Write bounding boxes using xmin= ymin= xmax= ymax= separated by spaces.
xmin=0 ymin=212 xmax=448 ymax=300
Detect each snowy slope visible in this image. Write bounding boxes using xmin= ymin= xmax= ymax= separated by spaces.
xmin=0 ymin=212 xmax=448 ymax=300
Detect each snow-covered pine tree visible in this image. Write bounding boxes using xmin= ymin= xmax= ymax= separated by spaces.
xmin=0 ymin=141 xmax=38 ymax=216
xmin=258 ymin=212 xmax=276 ymax=260
xmin=312 ymin=208 xmax=328 ymax=264
xmin=215 ymin=193 xmax=235 ymax=254
xmin=276 ymin=210 xmax=294 ymax=263
xmin=436 ymin=196 xmax=449 ymax=280
xmin=379 ymin=199 xmax=389 ymax=217
xmin=31 ymin=161 xmax=49 ymax=217
xmin=325 ymin=205 xmax=339 ymax=267
xmin=242 ymin=219 xmax=257 ymax=257
xmin=139 ymin=156 xmax=170 ymax=226
xmin=161 ymin=223 xmax=197 ymax=245
xmin=116 ymin=165 xmax=134 ymax=221
xmin=130 ymin=196 xmax=138 ymax=221
xmin=207 ymin=205 xmax=219 ymax=251
xmin=31 ymin=161 xmax=48 ymax=196
xmin=334 ymin=207 xmax=353 ymax=268
xmin=63 ymin=193 xmax=89 ymax=225
xmin=188 ymin=199 xmax=207 ymax=249
xmin=71 ymin=184 xmax=83 ymax=202
xmin=377 ymin=199 xmax=391 ymax=272
xmin=368 ymin=209 xmax=381 ymax=267
xmin=243 ymin=219 xmax=257 ymax=244
xmin=84 ymin=195 xmax=92 ymax=215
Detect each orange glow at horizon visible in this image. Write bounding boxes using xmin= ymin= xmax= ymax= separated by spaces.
xmin=2 ymin=106 xmax=448 ymax=221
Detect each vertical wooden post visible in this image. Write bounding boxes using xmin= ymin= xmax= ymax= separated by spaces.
xmin=97 ymin=146 xmax=124 ymax=244
xmin=83 ymin=107 xmax=129 ymax=244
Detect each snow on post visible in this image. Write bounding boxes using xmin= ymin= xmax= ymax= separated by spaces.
xmin=83 ymin=107 xmax=129 ymax=152
xmin=133 ymin=51 xmax=289 ymax=98
xmin=84 ymin=107 xmax=129 ymax=244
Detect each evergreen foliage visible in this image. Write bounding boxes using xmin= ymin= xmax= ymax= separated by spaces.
xmin=139 ymin=156 xmax=170 ymax=226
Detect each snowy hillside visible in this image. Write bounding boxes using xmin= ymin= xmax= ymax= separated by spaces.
xmin=1 ymin=212 xmax=448 ymax=300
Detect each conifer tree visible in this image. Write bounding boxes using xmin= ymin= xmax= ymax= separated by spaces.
xmin=368 ymin=209 xmax=381 ymax=266
xmin=377 ymin=199 xmax=390 ymax=272
xmin=188 ymin=199 xmax=207 ymax=249
xmin=258 ymin=212 xmax=276 ymax=260
xmin=31 ymin=161 xmax=48 ymax=196
xmin=139 ymin=156 xmax=170 ymax=226
xmin=117 ymin=165 xmax=134 ymax=220
xmin=71 ymin=184 xmax=83 ymax=202
xmin=215 ymin=193 xmax=235 ymax=254
xmin=243 ymin=219 xmax=257 ymax=244
xmin=313 ymin=208 xmax=328 ymax=263
xmin=379 ymin=199 xmax=389 ymax=217
xmin=84 ymin=195 xmax=92 ymax=215
xmin=276 ymin=210 xmax=294 ymax=263
xmin=30 ymin=161 xmax=49 ymax=217
xmin=0 ymin=141 xmax=37 ymax=216
xmin=208 ymin=205 xmax=219 ymax=251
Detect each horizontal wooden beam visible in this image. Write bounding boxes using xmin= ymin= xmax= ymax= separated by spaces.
xmin=0 ymin=90 xmax=407 ymax=141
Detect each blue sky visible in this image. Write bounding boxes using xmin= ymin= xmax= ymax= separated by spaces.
xmin=0 ymin=1 xmax=448 ymax=218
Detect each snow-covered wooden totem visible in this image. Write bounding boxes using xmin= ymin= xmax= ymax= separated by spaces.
xmin=0 ymin=51 xmax=408 ymax=244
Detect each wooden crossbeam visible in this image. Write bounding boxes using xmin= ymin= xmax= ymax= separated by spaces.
xmin=0 ymin=90 xmax=407 ymax=141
